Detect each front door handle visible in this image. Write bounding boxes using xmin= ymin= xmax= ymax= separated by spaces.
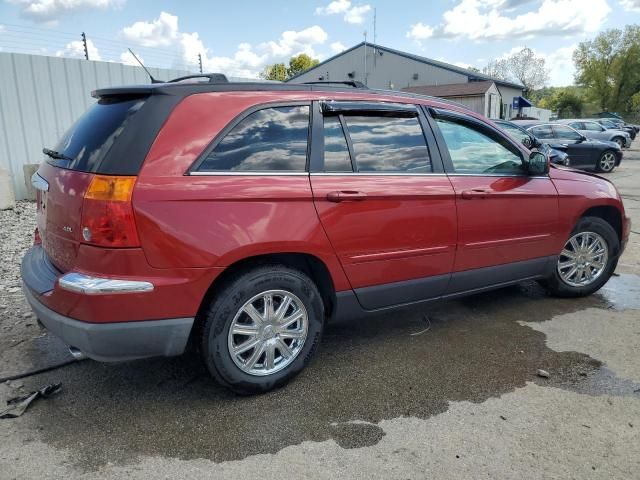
xmin=460 ymin=189 xmax=491 ymax=199
xmin=326 ymin=190 xmax=368 ymax=202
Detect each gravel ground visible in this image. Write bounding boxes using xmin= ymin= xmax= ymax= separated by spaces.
xmin=1 ymin=146 xmax=639 ymax=479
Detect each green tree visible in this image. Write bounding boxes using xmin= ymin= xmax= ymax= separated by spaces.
xmin=573 ymin=25 xmax=640 ymax=113
xmin=260 ymin=63 xmax=288 ymax=81
xmin=551 ymin=90 xmax=585 ymax=118
xmin=287 ymin=53 xmax=320 ymax=78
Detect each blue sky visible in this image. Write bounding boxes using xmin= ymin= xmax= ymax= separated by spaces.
xmin=1 ymin=0 xmax=639 ymax=86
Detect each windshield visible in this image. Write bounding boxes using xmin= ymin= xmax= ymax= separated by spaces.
xmin=50 ymin=97 xmax=145 ymax=172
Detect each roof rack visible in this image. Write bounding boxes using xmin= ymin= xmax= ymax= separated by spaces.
xmin=167 ymin=73 xmax=229 ymax=84
xmin=300 ymin=80 xmax=368 ymax=89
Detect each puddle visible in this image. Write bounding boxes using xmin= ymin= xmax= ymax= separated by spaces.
xmin=597 ymin=274 xmax=640 ymax=310
xmin=20 ymin=280 xmax=623 ymax=470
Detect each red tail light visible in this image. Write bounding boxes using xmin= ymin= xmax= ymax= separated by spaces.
xmin=80 ymin=175 xmax=140 ymax=248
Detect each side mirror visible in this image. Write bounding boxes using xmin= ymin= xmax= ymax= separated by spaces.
xmin=578 ymin=135 xmax=587 ymax=142
xmin=522 ymin=136 xmax=533 ymax=148
xmin=528 ymin=151 xmax=549 ymax=175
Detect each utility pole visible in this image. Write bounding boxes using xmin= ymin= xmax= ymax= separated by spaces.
xmin=373 ymin=8 xmax=377 ymax=67
xmin=363 ymin=31 xmax=368 ymax=86
xmin=81 ymin=32 xmax=89 ymax=60
xmin=198 ymin=53 xmax=203 ymax=74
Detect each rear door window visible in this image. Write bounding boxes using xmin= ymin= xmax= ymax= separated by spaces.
xmin=198 ymin=105 xmax=310 ymax=172
xmin=342 ymin=115 xmax=431 ymax=173
xmin=529 ymin=125 xmax=554 ymax=139
xmin=50 ymin=97 xmax=145 ymax=172
xmin=553 ymin=125 xmax=583 ymax=140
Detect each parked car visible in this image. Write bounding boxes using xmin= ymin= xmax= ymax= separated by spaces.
xmin=21 ymin=78 xmax=630 ymax=394
xmin=558 ymin=119 xmax=631 ymax=148
xmin=494 ymin=120 xmax=570 ymax=166
xmin=606 ymin=118 xmax=639 ymax=134
xmin=512 ymin=121 xmax=623 ymax=173
xmin=595 ymin=118 xmax=637 ymax=140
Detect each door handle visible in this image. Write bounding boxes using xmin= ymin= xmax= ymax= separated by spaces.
xmin=460 ymin=189 xmax=491 ymax=199
xmin=326 ymin=190 xmax=368 ymax=202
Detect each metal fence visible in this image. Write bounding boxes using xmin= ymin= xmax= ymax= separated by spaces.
xmin=0 ymin=51 xmax=194 ymax=200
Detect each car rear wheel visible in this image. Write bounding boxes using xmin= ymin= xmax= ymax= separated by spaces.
xmin=543 ymin=216 xmax=619 ymax=297
xmin=199 ymin=265 xmax=324 ymax=394
xmin=596 ymin=151 xmax=617 ymax=173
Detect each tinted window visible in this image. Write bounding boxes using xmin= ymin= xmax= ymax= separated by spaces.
xmin=323 ymin=116 xmax=352 ymax=172
xmin=199 ymin=106 xmax=309 ymax=172
xmin=343 ymin=116 xmax=431 ymax=172
xmin=436 ymin=118 xmax=524 ymax=175
xmin=553 ymin=125 xmax=582 ymax=140
xmin=583 ymin=122 xmax=603 ymax=131
xmin=529 ymin=125 xmax=554 ymax=139
xmin=498 ymin=122 xmax=532 ymax=146
xmin=568 ymin=122 xmax=584 ymax=130
xmin=51 ymin=97 xmax=145 ymax=172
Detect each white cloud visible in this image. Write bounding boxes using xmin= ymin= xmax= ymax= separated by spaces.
xmin=406 ymin=22 xmax=434 ymax=41
xmin=121 ymin=11 xmax=179 ymax=47
xmin=120 ymin=12 xmax=328 ymax=78
xmin=620 ymin=0 xmax=640 ymax=11
xmin=316 ymin=0 xmax=371 ymax=24
xmin=344 ymin=4 xmax=371 ymax=24
xmin=56 ymin=38 xmax=101 ymax=60
xmin=330 ymin=41 xmax=347 ymax=53
xmin=119 ymin=50 xmax=142 ymax=66
xmin=407 ymin=0 xmax=610 ymax=41
xmin=315 ymin=0 xmax=351 ymax=14
xmin=7 ymin=0 xmax=123 ymax=23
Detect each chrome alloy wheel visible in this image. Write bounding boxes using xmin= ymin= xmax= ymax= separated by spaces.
xmin=557 ymin=232 xmax=609 ymax=287
xmin=227 ymin=290 xmax=308 ymax=376
xmin=599 ymin=152 xmax=616 ymax=172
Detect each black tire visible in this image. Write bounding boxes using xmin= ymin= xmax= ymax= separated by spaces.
xmin=612 ymin=137 xmax=625 ymax=149
xmin=596 ymin=150 xmax=617 ymax=173
xmin=543 ymin=216 xmax=619 ymax=298
xmin=199 ymin=265 xmax=324 ymax=394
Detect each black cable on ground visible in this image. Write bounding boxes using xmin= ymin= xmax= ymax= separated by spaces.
xmin=0 ymin=358 xmax=84 ymax=383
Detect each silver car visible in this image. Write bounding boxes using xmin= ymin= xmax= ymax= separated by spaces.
xmin=558 ymin=119 xmax=631 ymax=148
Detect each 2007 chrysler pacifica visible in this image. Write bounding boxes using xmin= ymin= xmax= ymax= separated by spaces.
xmin=22 ymin=76 xmax=630 ymax=394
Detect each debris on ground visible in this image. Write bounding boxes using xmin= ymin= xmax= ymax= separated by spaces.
xmin=0 ymin=383 xmax=62 ymax=419
xmin=410 ymin=314 xmax=432 ymax=336
xmin=537 ymin=369 xmax=550 ymax=378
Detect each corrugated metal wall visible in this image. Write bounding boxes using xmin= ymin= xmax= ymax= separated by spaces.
xmin=0 ymin=52 xmax=191 ymax=199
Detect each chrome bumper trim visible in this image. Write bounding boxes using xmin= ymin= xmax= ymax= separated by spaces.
xmin=58 ymin=272 xmax=154 ymax=295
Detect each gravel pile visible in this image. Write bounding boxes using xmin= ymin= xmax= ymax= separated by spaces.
xmin=0 ymin=201 xmax=36 ymax=299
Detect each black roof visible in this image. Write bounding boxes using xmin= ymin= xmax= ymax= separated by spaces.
xmin=91 ymin=81 xmax=472 ymax=111
xmin=286 ymin=41 xmax=524 ymax=90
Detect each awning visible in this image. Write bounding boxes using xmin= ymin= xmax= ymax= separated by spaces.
xmin=512 ymin=96 xmax=532 ymax=109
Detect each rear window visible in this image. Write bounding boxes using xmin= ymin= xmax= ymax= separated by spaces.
xmin=50 ymin=97 xmax=145 ymax=172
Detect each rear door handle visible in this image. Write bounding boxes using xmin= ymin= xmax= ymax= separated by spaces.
xmin=460 ymin=189 xmax=491 ymax=199
xmin=326 ymin=190 xmax=368 ymax=202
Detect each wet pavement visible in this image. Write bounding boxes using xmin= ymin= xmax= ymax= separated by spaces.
xmin=1 ymin=145 xmax=639 ymax=479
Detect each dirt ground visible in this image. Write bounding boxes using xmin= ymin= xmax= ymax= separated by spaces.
xmin=1 ymin=143 xmax=639 ymax=479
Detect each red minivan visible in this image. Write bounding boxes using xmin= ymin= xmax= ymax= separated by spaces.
xmin=22 ymin=77 xmax=630 ymax=393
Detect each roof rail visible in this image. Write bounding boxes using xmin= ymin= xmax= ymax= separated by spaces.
xmin=300 ymin=80 xmax=368 ymax=89
xmin=167 ymin=73 xmax=229 ymax=84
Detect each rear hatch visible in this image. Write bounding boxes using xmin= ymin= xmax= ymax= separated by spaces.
xmin=35 ymin=96 xmax=147 ymax=271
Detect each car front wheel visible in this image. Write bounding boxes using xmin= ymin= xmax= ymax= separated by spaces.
xmin=199 ymin=265 xmax=324 ymax=394
xmin=543 ymin=216 xmax=619 ymax=297
xmin=596 ymin=150 xmax=617 ymax=173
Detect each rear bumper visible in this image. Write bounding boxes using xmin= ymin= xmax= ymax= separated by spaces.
xmin=22 ymin=285 xmax=193 ymax=362
xmin=21 ymin=245 xmax=195 ymax=362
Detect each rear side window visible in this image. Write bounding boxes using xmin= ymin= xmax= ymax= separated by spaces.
xmin=51 ymin=97 xmax=145 ymax=172
xmin=530 ymin=125 xmax=554 ymax=139
xmin=198 ymin=106 xmax=309 ymax=172
xmin=323 ymin=116 xmax=352 ymax=172
xmin=342 ymin=116 xmax=431 ymax=173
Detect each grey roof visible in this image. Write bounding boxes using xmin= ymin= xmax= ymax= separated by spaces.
xmin=402 ymin=81 xmax=495 ymax=97
xmin=286 ymin=42 xmax=524 ymax=90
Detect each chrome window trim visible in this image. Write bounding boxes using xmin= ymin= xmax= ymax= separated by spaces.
xmin=447 ymin=173 xmax=550 ymax=178
xmin=188 ymin=171 xmax=309 ymax=176
xmin=310 ymin=172 xmax=446 ymax=176
xmin=31 ymin=172 xmax=49 ymax=192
